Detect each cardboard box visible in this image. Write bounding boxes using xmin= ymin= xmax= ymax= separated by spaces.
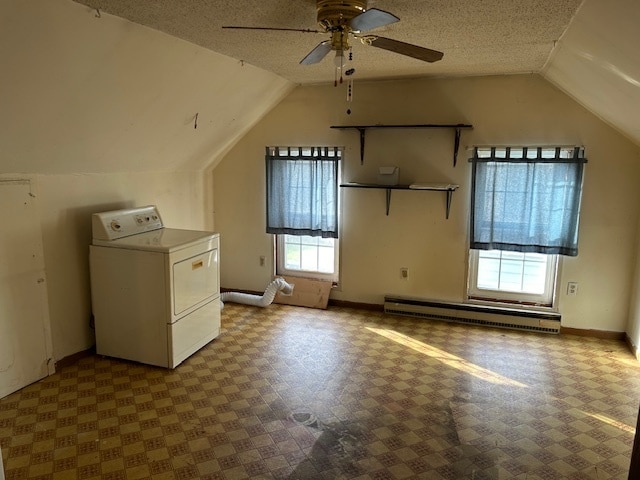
xmin=378 ymin=166 xmax=399 ymax=185
xmin=274 ymin=275 xmax=332 ymax=309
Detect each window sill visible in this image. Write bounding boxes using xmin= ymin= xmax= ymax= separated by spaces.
xmin=277 ymin=270 xmax=338 ymax=286
xmin=467 ymin=297 xmax=558 ymax=314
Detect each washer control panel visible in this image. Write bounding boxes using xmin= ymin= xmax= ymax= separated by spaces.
xmin=92 ymin=205 xmax=163 ymax=240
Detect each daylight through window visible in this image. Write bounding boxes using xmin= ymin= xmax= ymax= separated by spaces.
xmin=468 ymin=146 xmax=585 ymax=307
xmin=266 ymin=146 xmax=342 ymax=282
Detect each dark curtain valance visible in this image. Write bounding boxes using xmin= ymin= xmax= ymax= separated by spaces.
xmin=266 ymin=146 xmax=341 ymax=239
xmin=470 ymin=146 xmax=587 ymax=163
xmin=470 ymin=146 xmax=586 ymax=257
xmin=266 ymin=146 xmax=342 ymax=160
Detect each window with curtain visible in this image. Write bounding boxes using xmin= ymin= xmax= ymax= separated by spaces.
xmin=266 ymin=146 xmax=342 ymax=282
xmin=468 ymin=146 xmax=586 ymax=306
xmin=470 ymin=146 xmax=586 ymax=256
xmin=266 ymin=146 xmax=341 ymax=238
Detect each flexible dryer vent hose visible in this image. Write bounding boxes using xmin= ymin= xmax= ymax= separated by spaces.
xmin=220 ymin=277 xmax=294 ymax=309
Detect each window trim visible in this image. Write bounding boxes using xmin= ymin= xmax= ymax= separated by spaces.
xmin=467 ymin=249 xmax=559 ymax=309
xmin=270 ymin=146 xmax=343 ymax=283
xmin=275 ymin=234 xmax=340 ymax=283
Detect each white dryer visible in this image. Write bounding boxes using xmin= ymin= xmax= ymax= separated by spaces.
xmin=89 ymin=205 xmax=220 ymax=368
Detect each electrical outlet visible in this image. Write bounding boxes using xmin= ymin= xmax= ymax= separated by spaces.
xmin=400 ymin=267 xmax=408 ymax=280
xmin=260 ymin=256 xmax=266 ymax=267
xmin=567 ymin=282 xmax=578 ymax=296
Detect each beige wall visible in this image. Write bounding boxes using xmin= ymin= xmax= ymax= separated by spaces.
xmin=543 ymin=0 xmax=640 ymax=147
xmin=213 ymin=74 xmax=640 ymax=333
xmin=0 ymin=0 xmax=292 ymax=174
xmin=13 ymin=172 xmax=207 ymax=361
xmin=626 ymin=219 xmax=640 ymax=355
xmin=3 ymin=0 xmax=640 ymax=363
xmin=1 ymin=0 xmax=293 ymax=362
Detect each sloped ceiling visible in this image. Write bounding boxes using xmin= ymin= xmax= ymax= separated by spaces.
xmin=73 ymin=0 xmax=582 ymax=84
xmin=71 ymin=0 xmax=640 ymax=147
xmin=3 ymin=0 xmax=639 ymax=176
xmin=0 ymin=0 xmax=293 ymax=174
xmin=542 ymin=0 xmax=640 ymax=146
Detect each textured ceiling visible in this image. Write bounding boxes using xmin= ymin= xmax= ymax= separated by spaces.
xmin=72 ymin=0 xmax=583 ymax=85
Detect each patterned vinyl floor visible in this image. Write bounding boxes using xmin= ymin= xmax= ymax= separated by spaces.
xmin=1 ymin=303 xmax=640 ymax=479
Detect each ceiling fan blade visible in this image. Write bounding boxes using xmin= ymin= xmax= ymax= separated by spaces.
xmin=300 ymin=41 xmax=332 ymax=65
xmin=368 ymin=36 xmax=444 ymax=63
xmin=222 ymin=26 xmax=322 ymax=34
xmin=350 ymin=8 xmax=399 ymax=32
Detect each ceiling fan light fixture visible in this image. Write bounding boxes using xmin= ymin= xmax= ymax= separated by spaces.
xmin=223 ymin=0 xmax=444 ymax=87
xmin=330 ymin=30 xmax=350 ymax=51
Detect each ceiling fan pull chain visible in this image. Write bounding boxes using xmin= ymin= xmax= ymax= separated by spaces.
xmin=345 ymin=46 xmax=355 ymax=114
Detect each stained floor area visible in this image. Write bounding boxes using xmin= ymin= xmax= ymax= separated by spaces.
xmin=2 ymin=304 xmax=640 ymax=479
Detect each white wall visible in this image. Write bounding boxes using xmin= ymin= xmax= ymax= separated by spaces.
xmin=213 ymin=74 xmax=640 ymax=333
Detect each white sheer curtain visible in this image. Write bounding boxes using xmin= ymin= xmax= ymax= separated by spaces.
xmin=470 ymin=146 xmax=586 ymax=256
xmin=266 ymin=146 xmax=341 ymax=238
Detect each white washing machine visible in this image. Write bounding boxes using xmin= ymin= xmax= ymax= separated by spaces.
xmin=89 ymin=205 xmax=220 ymax=368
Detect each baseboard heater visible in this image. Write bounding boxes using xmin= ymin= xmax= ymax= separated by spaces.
xmin=384 ymin=295 xmax=561 ymax=334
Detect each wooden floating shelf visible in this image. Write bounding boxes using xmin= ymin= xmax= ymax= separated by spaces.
xmin=340 ymin=182 xmax=459 ymax=219
xmin=330 ymin=124 xmax=473 ymax=166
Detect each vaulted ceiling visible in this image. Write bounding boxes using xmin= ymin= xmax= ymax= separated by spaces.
xmin=72 ymin=0 xmax=581 ymax=84
xmin=71 ymin=0 xmax=640 ymax=147
xmin=3 ymin=0 xmax=638 ymax=175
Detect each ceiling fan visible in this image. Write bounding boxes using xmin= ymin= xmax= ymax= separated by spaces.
xmin=222 ymin=0 xmax=444 ymax=69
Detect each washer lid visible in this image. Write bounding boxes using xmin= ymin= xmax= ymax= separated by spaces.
xmin=92 ymin=228 xmax=218 ymax=253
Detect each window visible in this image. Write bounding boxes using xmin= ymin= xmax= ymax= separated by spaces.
xmin=276 ymin=234 xmax=339 ymax=282
xmin=266 ymin=146 xmax=341 ymax=282
xmin=468 ymin=146 xmax=586 ymax=307
xmin=468 ymin=250 xmax=557 ymax=306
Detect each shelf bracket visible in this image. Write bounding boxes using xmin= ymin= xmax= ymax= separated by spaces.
xmin=331 ymin=124 xmax=472 ymax=166
xmin=357 ymin=128 xmax=366 ymax=165
xmin=446 ymin=189 xmax=453 ymax=219
xmin=385 ymin=188 xmax=392 ymax=215
xmin=340 ymin=183 xmax=458 ymax=219
xmin=453 ymin=127 xmax=462 ymax=167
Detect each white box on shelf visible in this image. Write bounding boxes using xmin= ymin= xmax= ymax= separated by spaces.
xmin=378 ymin=166 xmax=399 ymax=185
